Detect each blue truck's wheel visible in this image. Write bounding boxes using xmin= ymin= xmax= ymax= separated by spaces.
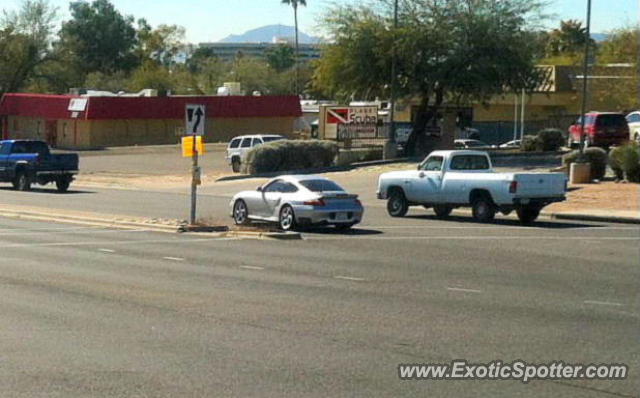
xmin=13 ymin=171 xmax=32 ymax=191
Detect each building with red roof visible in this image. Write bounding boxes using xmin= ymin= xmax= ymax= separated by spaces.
xmin=0 ymin=93 xmax=302 ymax=148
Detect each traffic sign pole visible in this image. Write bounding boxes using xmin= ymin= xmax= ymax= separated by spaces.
xmin=185 ymin=104 xmax=206 ymax=226
xmin=190 ymin=135 xmax=198 ymax=225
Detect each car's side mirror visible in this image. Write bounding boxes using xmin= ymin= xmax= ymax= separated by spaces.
xmin=256 ymin=186 xmax=263 ymax=192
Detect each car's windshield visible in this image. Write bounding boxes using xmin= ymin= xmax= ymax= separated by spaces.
xmin=299 ymin=179 xmax=345 ymax=192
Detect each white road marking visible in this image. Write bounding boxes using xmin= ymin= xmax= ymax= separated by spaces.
xmin=584 ymin=300 xmax=624 ymax=307
xmin=0 ymin=237 xmax=237 ymax=249
xmin=310 ymin=236 xmax=640 ymax=241
xmin=98 ymin=248 xmax=116 ymax=253
xmin=447 ymin=287 xmax=482 ymax=294
xmin=163 ymin=257 xmax=185 ymax=262
xmin=334 ymin=275 xmax=366 ymax=282
xmin=240 ymin=265 xmax=264 ymax=270
xmin=364 ymin=225 xmax=639 ymax=230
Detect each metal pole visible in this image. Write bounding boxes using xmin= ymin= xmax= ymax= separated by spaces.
xmin=190 ymin=135 xmax=198 ymax=225
xmin=579 ymin=0 xmax=592 ymax=156
xmin=520 ymin=88 xmax=525 ymax=140
xmin=513 ymin=93 xmax=518 ymax=141
xmin=388 ymin=0 xmax=399 ymax=145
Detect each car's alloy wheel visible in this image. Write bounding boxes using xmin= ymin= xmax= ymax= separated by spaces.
xmin=387 ymin=191 xmax=408 ymax=217
xmin=233 ymin=200 xmax=250 ymax=225
xmin=279 ymin=205 xmax=296 ymax=231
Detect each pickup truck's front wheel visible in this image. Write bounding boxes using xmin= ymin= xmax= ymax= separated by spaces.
xmin=472 ymin=197 xmax=496 ymax=223
xmin=387 ymin=189 xmax=408 ymax=217
xmin=13 ymin=171 xmax=32 ymax=191
xmin=516 ymin=205 xmax=541 ymax=224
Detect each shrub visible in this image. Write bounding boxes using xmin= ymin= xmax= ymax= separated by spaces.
xmin=536 ymin=128 xmax=565 ymax=151
xmin=521 ymin=135 xmax=542 ymax=152
xmin=243 ymin=140 xmax=338 ymax=174
xmin=562 ymin=147 xmax=608 ymax=180
xmin=609 ymin=143 xmax=640 ymax=182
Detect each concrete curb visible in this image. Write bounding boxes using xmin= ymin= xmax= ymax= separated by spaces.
xmin=544 ymin=212 xmax=640 ymax=225
xmin=215 ymin=158 xmax=412 ymax=182
xmin=0 ymin=208 xmax=181 ymax=233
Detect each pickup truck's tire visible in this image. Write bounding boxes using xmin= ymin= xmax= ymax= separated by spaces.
xmin=231 ymin=158 xmax=241 ymax=173
xmin=516 ymin=205 xmax=541 ymax=224
xmin=387 ymin=189 xmax=408 ymax=217
xmin=13 ymin=171 xmax=32 ymax=191
xmin=433 ymin=205 xmax=452 ymax=218
xmin=56 ymin=175 xmax=72 ymax=193
xmin=471 ymin=197 xmax=496 ymax=223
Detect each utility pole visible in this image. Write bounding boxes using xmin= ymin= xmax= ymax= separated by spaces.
xmin=384 ymin=0 xmax=399 ymax=159
xmin=579 ymin=0 xmax=592 ymax=156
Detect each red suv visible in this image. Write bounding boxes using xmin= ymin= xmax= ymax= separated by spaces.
xmin=568 ymin=112 xmax=630 ymax=148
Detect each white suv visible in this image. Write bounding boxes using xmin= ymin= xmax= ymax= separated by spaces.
xmin=226 ymin=135 xmax=285 ymax=172
xmin=626 ymin=111 xmax=640 ymax=142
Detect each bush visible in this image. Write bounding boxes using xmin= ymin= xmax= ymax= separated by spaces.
xmin=243 ymin=140 xmax=338 ymax=174
xmin=521 ymin=135 xmax=542 ymax=152
xmin=609 ymin=143 xmax=640 ymax=182
xmin=562 ymin=147 xmax=608 ymax=180
xmin=536 ymin=128 xmax=565 ymax=151
xmin=521 ymin=129 xmax=564 ymax=152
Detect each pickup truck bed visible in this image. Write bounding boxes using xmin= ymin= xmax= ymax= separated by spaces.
xmin=377 ymin=150 xmax=567 ymax=224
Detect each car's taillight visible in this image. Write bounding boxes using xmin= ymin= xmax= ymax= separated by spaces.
xmin=304 ymin=199 xmax=325 ymax=206
xmin=509 ymin=181 xmax=518 ymax=194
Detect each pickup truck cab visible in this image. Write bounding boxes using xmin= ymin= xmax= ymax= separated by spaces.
xmin=0 ymin=140 xmax=79 ymax=192
xmin=377 ymin=150 xmax=567 ymax=224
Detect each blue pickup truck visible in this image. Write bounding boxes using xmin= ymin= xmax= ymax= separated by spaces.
xmin=0 ymin=140 xmax=79 ymax=192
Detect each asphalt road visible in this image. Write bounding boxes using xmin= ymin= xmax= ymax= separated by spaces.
xmin=0 ymin=210 xmax=638 ymax=396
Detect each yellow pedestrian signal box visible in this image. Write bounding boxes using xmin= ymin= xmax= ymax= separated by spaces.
xmin=182 ymin=136 xmax=205 ymax=157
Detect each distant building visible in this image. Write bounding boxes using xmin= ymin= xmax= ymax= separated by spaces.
xmin=0 ymin=93 xmax=302 ymax=149
xmin=198 ymin=42 xmax=321 ymax=62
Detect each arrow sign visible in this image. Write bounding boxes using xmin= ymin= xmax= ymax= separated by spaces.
xmin=185 ymin=104 xmax=206 ymax=136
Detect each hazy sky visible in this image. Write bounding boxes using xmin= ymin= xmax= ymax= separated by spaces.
xmin=2 ymin=0 xmax=639 ymax=43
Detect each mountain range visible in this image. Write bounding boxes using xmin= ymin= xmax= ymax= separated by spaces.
xmin=218 ymin=24 xmax=322 ymax=44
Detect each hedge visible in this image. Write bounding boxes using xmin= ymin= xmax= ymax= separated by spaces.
xmin=243 ymin=140 xmax=338 ymax=174
xmin=562 ymin=147 xmax=608 ymax=180
xmin=521 ymin=128 xmax=565 ymax=152
xmin=609 ymin=143 xmax=640 ymax=182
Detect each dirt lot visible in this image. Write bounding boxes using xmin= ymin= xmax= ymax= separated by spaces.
xmin=547 ymin=182 xmax=639 ymax=214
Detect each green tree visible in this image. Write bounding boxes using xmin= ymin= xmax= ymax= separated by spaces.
xmin=315 ymin=0 xmax=546 ymax=155
xmin=266 ymin=44 xmax=296 ymax=72
xmin=0 ymin=0 xmax=57 ymax=97
xmin=545 ymin=20 xmax=594 ymax=57
xmin=60 ymin=0 xmax=138 ymax=74
xmin=136 ymin=19 xmax=186 ymax=67
xmin=281 ymin=0 xmax=306 ymax=94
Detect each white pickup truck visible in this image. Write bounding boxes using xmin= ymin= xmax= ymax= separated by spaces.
xmin=377 ymin=150 xmax=567 ymax=223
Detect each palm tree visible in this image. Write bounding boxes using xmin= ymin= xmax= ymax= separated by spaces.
xmin=281 ymin=0 xmax=306 ymax=94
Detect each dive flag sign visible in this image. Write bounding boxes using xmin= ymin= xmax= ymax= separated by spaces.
xmin=185 ymin=104 xmax=206 ymax=136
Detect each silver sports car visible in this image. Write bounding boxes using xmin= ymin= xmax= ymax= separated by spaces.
xmin=229 ymin=175 xmax=364 ymax=231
